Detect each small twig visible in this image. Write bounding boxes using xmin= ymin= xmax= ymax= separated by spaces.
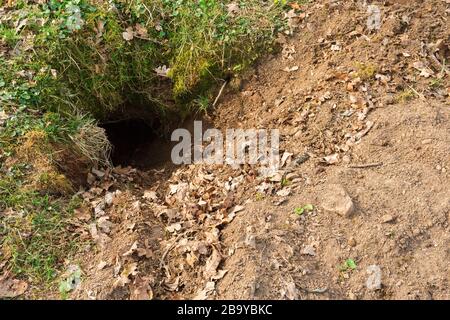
xmin=212 ymin=80 xmax=228 ymax=108
xmin=348 ymin=162 xmax=383 ymax=169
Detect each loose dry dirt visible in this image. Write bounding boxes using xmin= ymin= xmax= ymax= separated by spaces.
xmin=46 ymin=0 xmax=449 ymax=300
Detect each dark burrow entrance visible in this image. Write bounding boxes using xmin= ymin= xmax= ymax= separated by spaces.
xmin=101 ymin=118 xmax=174 ymax=168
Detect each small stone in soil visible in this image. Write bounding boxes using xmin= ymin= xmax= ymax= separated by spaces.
xmin=301 ymin=245 xmax=316 ymax=256
xmin=348 ymin=237 xmax=357 ymax=247
xmin=381 ymin=214 xmax=395 ymax=223
xmin=366 ymin=265 xmax=382 ymax=291
xmin=321 ymin=184 xmax=355 ymax=217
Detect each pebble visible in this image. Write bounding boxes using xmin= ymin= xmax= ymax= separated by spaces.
xmin=284 ymin=282 xmax=298 ymax=300
xmin=87 ymin=172 xmax=96 ymax=185
xmin=421 ymin=139 xmax=432 ymax=145
xmin=348 ymin=237 xmax=357 ymax=247
xmin=245 ymin=234 xmax=256 ymax=249
xmin=105 ymin=192 xmax=114 ymax=206
xmin=321 ymin=184 xmax=355 ymax=218
xmin=366 ymin=265 xmax=382 ymax=291
xmin=286 ymin=172 xmax=300 ymax=180
xmin=94 ymin=200 xmax=106 ymax=217
xmin=383 ymin=94 xmax=395 ymax=105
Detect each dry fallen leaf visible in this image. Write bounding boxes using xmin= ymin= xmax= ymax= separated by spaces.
xmin=276 ymin=188 xmax=292 ymax=197
xmin=89 ymin=223 xmax=99 ymax=241
xmin=122 ymin=27 xmax=134 ymax=41
xmin=136 ymin=241 xmax=153 ymax=259
xmin=193 ymin=281 xmax=215 ymax=300
xmin=0 ymin=111 xmax=8 ymax=121
xmin=123 ymin=241 xmax=138 ymax=256
xmin=413 ymin=61 xmax=434 ymax=78
xmin=97 ymin=261 xmax=108 ymax=270
xmin=95 ymin=20 xmax=105 ymax=39
xmin=375 ymin=73 xmax=390 ymax=85
xmin=166 ymin=223 xmax=182 ymax=233
xmin=322 ymin=153 xmax=340 ymax=165
xmin=289 ymin=2 xmax=301 ymax=10
xmin=97 ymin=216 xmax=113 ymax=234
xmin=283 ymin=66 xmax=299 ymax=73
xmin=226 ymin=3 xmax=240 ymax=16
xmin=114 ymin=262 xmax=138 ymax=287
xmin=211 ymin=269 xmax=228 ymax=281
xmin=285 ymin=9 xmax=298 ymax=19
xmin=218 ymin=205 xmax=244 ymax=226
xmin=185 ymin=252 xmax=198 ymax=268
xmin=143 ymin=190 xmax=158 ymax=201
xmin=104 ymin=192 xmax=114 ymax=206
xmin=331 ymin=44 xmax=341 ymax=51
xmin=74 ymin=207 xmax=91 ymax=222
xmin=164 ymin=276 xmax=180 ymax=292
xmin=204 ymin=248 xmax=222 ymax=279
xmin=154 ymin=65 xmax=170 ymax=77
xmin=280 ymin=151 xmax=293 ymax=167
xmin=130 ymin=277 xmax=153 ymax=300
xmin=134 ymin=23 xmax=148 ymax=38
xmin=283 ymin=282 xmax=298 ymax=300
xmin=282 ymin=44 xmax=296 ymax=60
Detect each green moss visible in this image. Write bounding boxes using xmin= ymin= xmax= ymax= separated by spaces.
xmin=395 ymin=89 xmax=415 ymax=103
